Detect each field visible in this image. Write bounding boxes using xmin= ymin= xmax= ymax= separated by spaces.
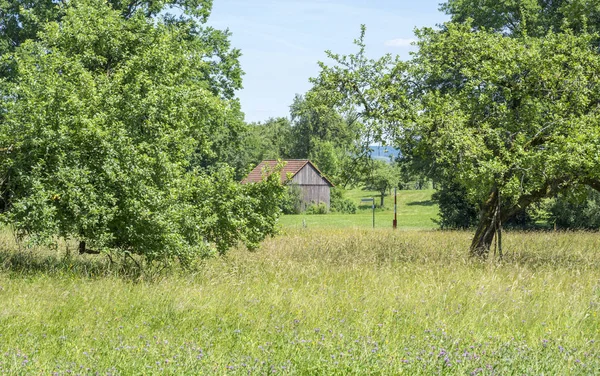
xmin=279 ymin=188 xmax=439 ymax=229
xmin=1 ymin=217 xmax=600 ymax=374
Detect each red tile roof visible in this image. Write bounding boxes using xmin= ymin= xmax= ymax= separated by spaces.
xmin=242 ymin=160 xmax=333 ymax=186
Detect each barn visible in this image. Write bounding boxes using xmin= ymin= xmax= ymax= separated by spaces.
xmin=243 ymin=160 xmax=334 ymax=210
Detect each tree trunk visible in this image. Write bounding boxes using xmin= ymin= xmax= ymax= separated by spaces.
xmin=79 ymin=241 xmax=100 ymax=255
xmin=470 ymin=179 xmax=570 ymax=258
xmin=380 ymin=192 xmax=385 ymax=207
xmin=470 ymin=188 xmax=500 ymax=258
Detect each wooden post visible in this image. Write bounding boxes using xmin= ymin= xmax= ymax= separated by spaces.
xmin=393 ymin=187 xmax=397 ymax=229
xmin=372 ymin=197 xmax=375 ymax=229
xmin=497 ymin=189 xmax=503 ymax=260
xmin=361 ymin=197 xmax=375 ymax=229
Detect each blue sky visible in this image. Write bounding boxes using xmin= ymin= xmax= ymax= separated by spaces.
xmin=207 ymin=1 xmax=449 ymax=123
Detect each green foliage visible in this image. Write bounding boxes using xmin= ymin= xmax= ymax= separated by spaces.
xmin=280 ymin=184 xmax=303 ymax=215
xmin=431 ymin=181 xmax=539 ymax=230
xmin=313 ymin=23 xmax=600 ymax=254
xmin=0 ymin=0 xmax=283 ymax=263
xmin=441 ymin=0 xmax=600 ymax=37
xmin=289 ymin=94 xmax=349 ymax=158
xmin=329 ymin=188 xmax=357 ymax=214
xmin=0 ymin=0 xmax=222 ymax=80
xmin=307 ymin=139 xmax=340 ymax=182
xmin=305 ymin=202 xmax=328 ymax=215
xmin=310 ymin=26 xmax=412 ymax=150
xmin=362 ymin=160 xmax=401 ymax=206
xmin=411 ymin=24 xmax=600 ymax=207
xmin=288 ymin=94 xmax=365 ymax=185
xmin=546 ymin=187 xmax=600 ymax=230
xmin=432 ymin=182 xmax=479 ymax=230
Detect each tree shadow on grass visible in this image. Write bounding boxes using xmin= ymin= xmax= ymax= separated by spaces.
xmin=406 ymin=200 xmax=437 ymax=207
xmin=503 ymin=250 xmax=600 ymax=270
xmin=0 ymin=248 xmax=145 ymax=280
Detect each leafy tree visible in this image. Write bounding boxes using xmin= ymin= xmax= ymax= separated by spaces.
xmin=224 ymin=117 xmax=292 ymax=180
xmin=441 ymin=0 xmax=600 ymax=37
xmin=288 ymin=94 xmax=366 ymax=185
xmin=0 ymin=0 xmax=284 ymax=264
xmin=247 ymin=117 xmax=293 ymax=160
xmin=290 ymin=94 xmax=348 ymax=157
xmin=330 ymin=187 xmax=357 ymax=214
xmin=363 ymin=160 xmax=400 ymax=207
xmin=432 ymin=182 xmax=479 ymax=230
xmin=312 ymin=24 xmax=600 ymax=257
xmin=308 ymin=139 xmax=342 ymax=183
xmin=546 ymin=187 xmax=600 ymax=230
xmin=0 ymin=1 xmax=232 ymax=80
xmin=412 ymin=25 xmax=600 ymax=256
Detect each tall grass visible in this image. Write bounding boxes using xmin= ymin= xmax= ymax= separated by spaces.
xmin=0 ymin=229 xmax=599 ymax=374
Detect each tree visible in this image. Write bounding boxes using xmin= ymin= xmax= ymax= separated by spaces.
xmin=222 ymin=117 xmax=293 ymax=180
xmin=312 ymin=24 xmax=600 ymax=257
xmin=0 ymin=1 xmax=229 ymax=78
xmin=546 ymin=187 xmax=600 ymax=230
xmin=288 ymin=94 xmax=366 ymax=185
xmin=364 ymin=160 xmax=400 ymax=207
xmin=0 ymin=0 xmax=284 ymax=264
xmin=431 ymin=182 xmax=479 ymax=230
xmin=441 ymin=0 xmax=600 ymax=37
xmin=412 ymin=27 xmax=600 ymax=257
xmin=289 ymin=94 xmax=347 ymax=158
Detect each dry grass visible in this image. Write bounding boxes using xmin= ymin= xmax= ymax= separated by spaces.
xmin=0 ymin=228 xmax=599 ymax=374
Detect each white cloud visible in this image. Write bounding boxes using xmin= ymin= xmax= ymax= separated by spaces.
xmin=384 ymin=38 xmax=416 ymax=47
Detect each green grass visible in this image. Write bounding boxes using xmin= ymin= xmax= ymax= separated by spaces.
xmin=278 ymin=188 xmax=439 ymax=229
xmin=1 ymin=228 xmax=599 ymax=374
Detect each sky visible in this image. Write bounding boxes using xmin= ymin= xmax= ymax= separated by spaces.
xmin=207 ymin=1 xmax=450 ymax=123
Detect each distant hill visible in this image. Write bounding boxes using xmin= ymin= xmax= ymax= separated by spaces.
xmin=369 ymin=145 xmax=400 ymax=163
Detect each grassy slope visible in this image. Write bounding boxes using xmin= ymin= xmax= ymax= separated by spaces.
xmin=278 ymin=188 xmax=439 ymax=230
xmin=1 ymin=229 xmax=600 ymax=374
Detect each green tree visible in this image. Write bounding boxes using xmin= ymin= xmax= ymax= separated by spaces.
xmin=441 ymin=0 xmax=600 ymax=37
xmin=432 ymin=182 xmax=479 ymax=230
xmin=0 ymin=0 xmax=284 ymax=264
xmin=289 ymin=93 xmax=366 ymax=185
xmin=224 ymin=117 xmax=292 ymax=180
xmin=313 ymin=25 xmax=600 ymax=257
xmin=412 ymin=26 xmax=600 ymax=256
xmin=0 ymin=1 xmax=230 ymax=79
xmin=546 ymin=187 xmax=600 ymax=230
xmin=364 ymin=160 xmax=400 ymax=207
xmin=290 ymin=94 xmax=346 ymax=158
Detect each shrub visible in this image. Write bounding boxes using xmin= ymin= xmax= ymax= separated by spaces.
xmin=280 ymin=184 xmax=303 ymax=214
xmin=330 ymin=188 xmax=357 ymax=214
xmin=546 ymin=187 xmax=600 ymax=229
xmin=432 ymin=182 xmax=478 ymax=229
xmin=305 ymin=202 xmax=328 ymax=215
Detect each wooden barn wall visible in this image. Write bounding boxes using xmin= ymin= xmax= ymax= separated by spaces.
xmin=290 ymin=164 xmax=331 ymax=209
xmin=299 ymin=185 xmax=330 ymax=209
xmin=291 ymin=164 xmax=330 ymax=186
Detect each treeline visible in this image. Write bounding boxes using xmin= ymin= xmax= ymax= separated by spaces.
xmin=228 ymin=95 xmax=385 ymax=187
xmin=224 ymin=94 xmax=420 ymax=211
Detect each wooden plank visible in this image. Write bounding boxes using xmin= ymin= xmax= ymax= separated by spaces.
xmin=299 ymin=185 xmax=331 ymax=208
xmin=292 ymin=164 xmax=329 ymax=186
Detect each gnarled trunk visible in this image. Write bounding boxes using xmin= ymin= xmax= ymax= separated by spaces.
xmin=470 ymin=188 xmax=500 ymax=258
xmin=470 ymin=181 xmax=558 ymax=258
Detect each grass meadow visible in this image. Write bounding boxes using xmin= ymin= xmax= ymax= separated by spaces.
xmin=1 ymin=224 xmax=600 ymax=374
xmin=278 ymin=189 xmax=439 ymax=229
